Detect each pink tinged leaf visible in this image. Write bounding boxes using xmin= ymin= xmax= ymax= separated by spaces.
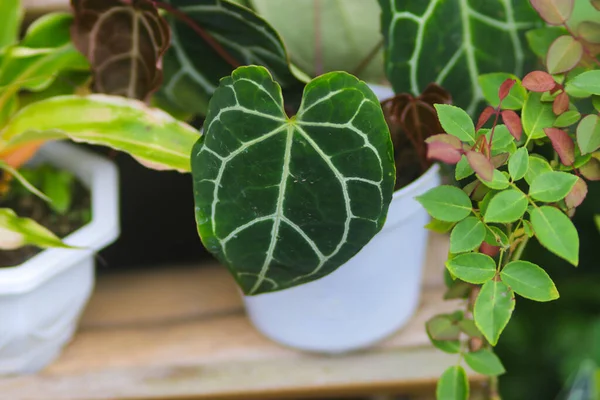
xmin=467 ymin=151 xmax=494 ymax=181
xmin=546 ymin=36 xmax=583 ymax=74
xmin=565 ymin=177 xmax=588 ymax=209
xmin=491 ymin=153 xmax=510 ymax=168
xmin=501 ymin=109 xmax=523 ymax=140
xmin=476 ymin=106 xmax=496 ymax=131
xmin=480 ymin=242 xmax=500 ymax=257
xmin=580 ymin=157 xmax=600 ymax=180
xmin=427 ymin=141 xmax=462 ymax=164
xmin=578 ymin=21 xmax=600 ymax=44
xmin=425 ymin=133 xmax=463 ymax=149
xmin=522 ymin=71 xmax=557 ymax=92
xmin=553 ymin=92 xmax=570 ymax=115
xmin=530 ymin=0 xmax=574 ymax=25
xmin=498 ymin=79 xmax=516 ymax=101
xmin=544 ymin=127 xmax=575 ymax=166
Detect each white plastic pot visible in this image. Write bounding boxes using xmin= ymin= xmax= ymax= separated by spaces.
xmin=243 ymin=84 xmax=442 ymax=353
xmin=0 ymin=142 xmax=119 ymax=374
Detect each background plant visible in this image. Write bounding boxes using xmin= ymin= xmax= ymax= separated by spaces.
xmin=417 ymin=1 xmax=600 ymax=398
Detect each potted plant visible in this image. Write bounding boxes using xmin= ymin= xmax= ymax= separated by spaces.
xmin=0 ymin=1 xmax=199 ymax=375
xmin=412 ymin=0 xmax=600 ymax=398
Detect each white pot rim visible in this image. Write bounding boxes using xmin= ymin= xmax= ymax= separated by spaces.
xmin=0 ymin=142 xmax=119 ymax=294
xmin=392 ymin=163 xmax=440 ymax=199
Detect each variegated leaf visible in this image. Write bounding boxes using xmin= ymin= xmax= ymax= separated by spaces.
xmin=378 ymin=0 xmax=540 ymax=114
xmin=192 ymin=66 xmax=395 ymax=295
xmin=0 ymin=208 xmax=68 ymax=250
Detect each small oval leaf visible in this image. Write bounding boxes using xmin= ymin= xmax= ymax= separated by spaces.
xmin=576 ymin=114 xmax=600 ymax=155
xmin=445 ymin=253 xmax=497 ymax=284
xmin=530 ymin=0 xmax=574 ymax=25
xmin=544 ymin=127 xmax=575 ymax=166
xmin=417 ymin=185 xmax=473 ymax=222
xmin=466 ymin=151 xmax=494 ymax=182
xmin=501 ymin=109 xmax=522 ymax=140
xmin=522 ymin=92 xmax=556 ymax=139
xmin=484 ymin=189 xmax=528 ymax=223
xmin=554 ymin=110 xmax=581 ymax=127
xmin=546 ymin=35 xmax=583 ymax=74
xmin=508 ymin=147 xmax=529 ymax=181
xmin=450 ymin=217 xmax=486 ymax=253
xmin=436 ymin=366 xmax=469 ymax=400
xmin=435 ymin=104 xmax=476 ymax=145
xmin=500 ymin=260 xmax=559 ymax=301
xmin=522 ymin=70 xmax=557 ymax=92
xmin=530 ymin=206 xmax=579 ymax=266
xmin=474 ymin=280 xmax=515 ymax=345
xmin=529 ymin=171 xmax=578 ymax=202
xmin=464 ymin=349 xmax=506 ymax=376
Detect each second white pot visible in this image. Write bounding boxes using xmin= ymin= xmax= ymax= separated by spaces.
xmin=243 ymin=164 xmax=441 ymax=353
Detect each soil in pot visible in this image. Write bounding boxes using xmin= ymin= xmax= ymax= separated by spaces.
xmin=0 ymin=164 xmax=91 ymax=268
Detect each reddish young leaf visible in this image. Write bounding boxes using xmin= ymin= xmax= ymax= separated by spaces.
xmin=530 ymin=0 xmax=574 ymax=25
xmin=501 ymin=109 xmax=523 ymax=140
xmin=580 ymin=157 xmax=600 ymax=180
xmin=427 ymin=141 xmax=462 ymax=164
xmin=553 ymin=91 xmax=570 ymax=115
xmin=546 ymin=36 xmax=583 ymax=74
xmin=480 ymin=242 xmax=500 ymax=257
xmin=522 ymin=71 xmax=556 ymax=92
xmin=491 ymin=153 xmax=510 ymax=168
xmin=565 ymin=177 xmax=588 ymax=209
xmin=425 ymin=133 xmax=463 ymax=148
xmin=466 ymin=151 xmax=494 ymax=181
xmin=71 ymin=0 xmax=170 ymax=100
xmin=544 ymin=127 xmax=575 ymax=166
xmin=498 ymin=79 xmax=516 ymax=101
xmin=476 ymin=106 xmax=496 ymax=131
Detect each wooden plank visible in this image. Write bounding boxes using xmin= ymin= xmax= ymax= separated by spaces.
xmin=0 ymin=233 xmax=485 ymax=399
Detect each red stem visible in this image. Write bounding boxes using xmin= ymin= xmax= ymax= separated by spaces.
xmin=153 ymin=0 xmax=241 ymax=68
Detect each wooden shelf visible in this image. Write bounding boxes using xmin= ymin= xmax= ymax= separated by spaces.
xmin=0 ymin=233 xmax=485 ymax=399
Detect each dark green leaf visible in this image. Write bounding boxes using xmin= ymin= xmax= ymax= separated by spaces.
xmin=379 ymin=0 xmax=540 ymax=114
xmin=450 ymin=217 xmax=486 ymax=253
xmin=526 ymin=26 xmax=566 ymax=58
xmin=522 ymin=92 xmax=556 ymax=139
xmin=436 ymin=366 xmax=469 ymax=400
xmin=525 ymin=155 xmax=553 ymax=184
xmin=500 ymin=260 xmax=559 ymax=301
xmin=192 ymin=66 xmax=395 ymax=295
xmin=554 ymin=110 xmax=581 ymax=127
xmin=529 ymin=171 xmax=578 ymax=202
xmin=576 ymin=114 xmax=600 ymax=154
xmin=474 ymin=280 xmax=515 ymax=345
xmin=446 ymin=253 xmax=497 ymax=284
xmin=478 ymin=73 xmax=526 ymax=110
xmin=158 ymin=0 xmax=301 ymax=117
xmin=464 ymin=349 xmax=506 ymax=376
xmin=508 ymin=147 xmax=529 ymax=180
xmin=417 ymin=185 xmax=473 ymax=222
xmin=530 ymin=206 xmax=579 ymax=266
xmin=434 ymin=104 xmax=476 ymax=144
xmin=426 ymin=315 xmax=461 ymax=341
xmin=546 ymin=35 xmax=583 ymax=74
xmin=484 ymin=189 xmax=528 ymax=223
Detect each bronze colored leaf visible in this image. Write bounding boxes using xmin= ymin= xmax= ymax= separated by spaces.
xmin=580 ymin=157 xmax=600 ymax=180
xmin=553 ymin=92 xmax=570 ymax=115
xmin=522 ymin=71 xmax=556 ymax=92
xmin=71 ymin=0 xmax=170 ymax=100
xmin=501 ymin=109 xmax=523 ymax=140
xmin=544 ymin=127 xmax=575 ymax=166
xmin=565 ymin=177 xmax=587 ymax=209
xmin=477 ymin=106 xmax=495 ymax=131
xmin=467 ymin=151 xmax=494 ymax=181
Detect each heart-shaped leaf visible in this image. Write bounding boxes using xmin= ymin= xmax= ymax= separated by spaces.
xmin=501 ymin=260 xmax=559 ymax=302
xmin=379 ymin=0 xmax=539 ymax=114
xmin=546 ymin=35 xmax=583 ymax=74
xmin=531 ymin=206 xmax=579 ymax=266
xmin=577 ymin=114 xmax=600 ymax=154
xmin=71 ymin=0 xmax=170 ymax=100
xmin=0 ymin=94 xmax=199 ymax=172
xmin=157 ymin=0 xmax=302 ymax=117
xmin=474 ymin=279 xmax=515 ymax=345
xmin=191 ymin=66 xmax=395 ymax=295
